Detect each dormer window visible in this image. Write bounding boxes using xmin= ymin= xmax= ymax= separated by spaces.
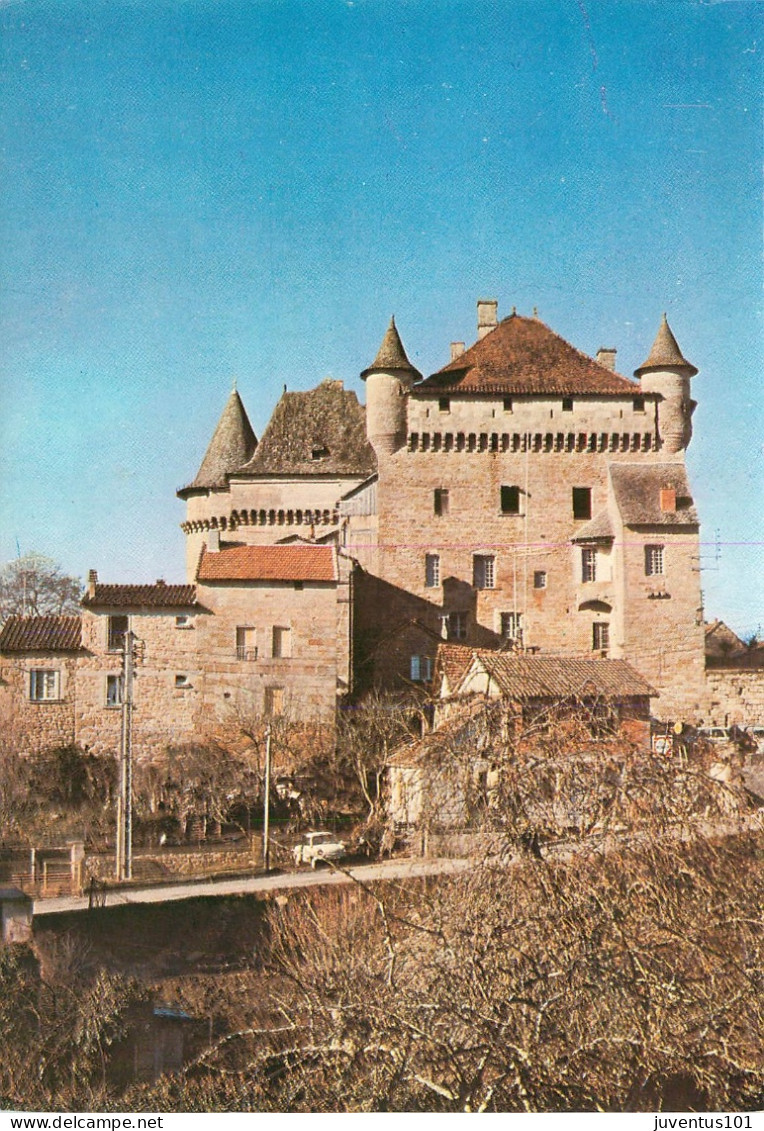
xmin=311 ymin=446 xmax=330 ymax=461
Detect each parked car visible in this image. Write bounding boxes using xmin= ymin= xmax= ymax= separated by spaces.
xmin=696 ymin=726 xmax=731 ymax=745
xmin=292 ymin=830 xmax=346 ymax=869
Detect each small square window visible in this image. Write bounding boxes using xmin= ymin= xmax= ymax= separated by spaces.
xmin=434 ymin=488 xmax=450 ymax=516
xmin=410 ymin=655 xmax=434 ymax=682
xmin=572 ymin=487 xmax=592 ymax=520
xmin=441 ymin=612 xmax=467 ymax=641
xmin=29 ymin=670 xmax=60 ymax=702
xmin=500 ymin=612 xmax=523 ymax=644
xmin=473 ymin=554 xmax=495 ymax=590
xmin=425 ymin=553 xmax=440 ymax=588
xmin=633 ymin=396 xmax=645 ymax=413
xmin=645 ymin=544 xmax=664 ymax=576
xmin=175 ymin=674 xmax=191 ymax=689
xmin=500 ymin=485 xmax=520 ymax=515
xmin=106 ymin=674 xmax=123 ymax=707
xmin=593 ymin=622 xmax=610 ymax=652
xmin=533 ymin=570 xmax=547 ymax=590
xmin=562 ymin=397 xmax=574 ymax=412
xmin=438 ymin=397 xmax=450 ymax=413
xmin=503 ymin=397 xmax=513 ymax=413
xmin=175 ymin=615 xmax=193 ymax=629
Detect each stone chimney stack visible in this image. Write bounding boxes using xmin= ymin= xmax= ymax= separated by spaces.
xmin=477 ymin=299 xmax=498 ymax=340
xmin=208 ymin=529 xmax=220 ymax=553
xmin=87 ymin=570 xmax=98 ymax=599
xmin=660 ymin=486 xmax=677 ymax=514
xmin=597 ymin=347 xmax=617 ymax=371
xmin=450 ymin=341 xmax=465 ymax=361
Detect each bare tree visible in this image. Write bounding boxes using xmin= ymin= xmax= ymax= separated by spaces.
xmin=0 ymin=552 xmax=82 ymax=625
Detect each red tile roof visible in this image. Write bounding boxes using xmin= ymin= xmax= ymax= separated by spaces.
xmin=0 ymin=615 xmax=82 ymax=653
xmin=438 ymin=645 xmax=657 ymax=700
xmin=415 ymin=314 xmax=638 ymax=397
xmin=198 ymin=544 xmax=337 ymax=583
xmin=82 ymin=584 xmax=198 ymax=608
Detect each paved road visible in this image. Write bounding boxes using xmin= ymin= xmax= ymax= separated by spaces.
xmin=33 ymin=811 xmax=762 ymax=918
xmin=32 ymin=856 xmax=475 ymax=917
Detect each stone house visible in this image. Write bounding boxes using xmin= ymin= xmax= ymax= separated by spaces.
xmin=387 ymin=644 xmax=656 ymax=829
xmin=0 ymin=615 xmax=82 ymax=752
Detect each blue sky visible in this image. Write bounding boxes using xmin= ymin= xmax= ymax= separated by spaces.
xmin=0 ymin=0 xmax=761 ymax=636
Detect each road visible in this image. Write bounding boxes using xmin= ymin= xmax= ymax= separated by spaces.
xmin=32 ymin=855 xmax=474 ymax=917
xmin=33 ymin=811 xmax=762 ymax=918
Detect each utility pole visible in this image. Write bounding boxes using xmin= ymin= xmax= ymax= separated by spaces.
xmin=116 ymin=627 xmax=135 ymax=882
xmin=263 ymin=723 xmax=272 ymax=872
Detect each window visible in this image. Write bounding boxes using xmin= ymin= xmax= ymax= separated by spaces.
xmin=410 ymin=655 xmax=434 ymax=682
xmin=581 ymin=547 xmax=598 ymax=583
xmin=572 ymin=487 xmax=592 ymax=520
xmin=175 ymin=615 xmax=193 ymax=629
xmin=311 ymin=446 xmax=329 ymax=461
xmin=264 ymin=687 xmax=284 ymax=716
xmin=272 ymin=626 xmax=292 ymax=659
xmin=500 ymin=612 xmax=523 ymax=644
xmin=434 ymin=488 xmax=449 ymax=516
xmin=108 ymin=615 xmax=128 ymax=652
xmin=500 ymin=484 xmax=520 ymax=515
xmin=29 ymin=670 xmax=60 ymax=702
xmin=473 ymin=554 xmax=495 ymax=589
xmin=106 ymin=674 xmax=123 ymax=707
xmin=438 ymin=397 xmax=450 ymax=413
xmin=593 ymin=622 xmax=610 ymax=652
xmin=533 ymin=570 xmax=547 ymax=590
xmin=562 ymin=397 xmax=574 ymax=412
xmin=441 ymin=612 xmax=467 ymax=641
xmin=633 ymin=396 xmax=645 ymax=413
xmin=175 ymin=674 xmax=191 ymax=689
xmin=425 ymin=553 xmax=441 ymax=588
xmin=236 ymin=626 xmax=258 ymax=661
xmin=503 ymin=397 xmax=513 ymax=413
xmin=645 ymin=544 xmax=665 ymax=576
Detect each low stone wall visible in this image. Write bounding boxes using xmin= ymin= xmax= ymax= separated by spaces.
xmin=85 ymin=840 xmax=261 ymax=883
xmin=704 ymin=668 xmax=764 ymax=727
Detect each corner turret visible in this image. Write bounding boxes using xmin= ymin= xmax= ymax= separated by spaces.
xmin=361 ymin=317 xmax=421 ymax=456
xmin=178 ymin=387 xmax=257 ymax=497
xmin=635 ymin=315 xmax=698 ymax=455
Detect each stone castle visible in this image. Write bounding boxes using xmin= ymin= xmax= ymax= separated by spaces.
xmin=5 ymin=297 xmax=756 ymax=761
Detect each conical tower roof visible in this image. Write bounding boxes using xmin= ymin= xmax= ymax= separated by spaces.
xmin=181 ymin=389 xmax=257 ymax=494
xmin=361 ymin=317 xmax=422 ymax=380
xmin=635 ymin=314 xmax=697 ymax=377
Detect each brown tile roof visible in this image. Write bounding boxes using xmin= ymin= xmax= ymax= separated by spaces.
xmin=0 ymin=615 xmax=82 ymax=653
xmin=570 ymin=510 xmax=615 ymax=543
xmin=414 ymin=314 xmax=638 ymax=397
xmin=197 ymin=544 xmax=337 ymax=583
xmin=635 ymin=314 xmax=697 ymax=377
xmin=361 ymin=317 xmax=422 ymax=381
xmin=441 ymin=645 xmax=657 ymax=700
xmin=82 ymin=584 xmax=198 ymax=609
xmin=609 ymin=463 xmax=698 ymax=527
xmin=180 ymin=389 xmax=258 ymax=495
xmin=704 ymin=620 xmax=746 ymax=660
xmin=238 ymin=380 xmax=377 ymax=478
xmin=435 ymin=643 xmax=475 ymax=692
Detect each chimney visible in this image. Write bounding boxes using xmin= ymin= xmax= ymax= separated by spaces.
xmin=477 ymin=299 xmax=498 ymax=340
xmin=207 ymin=529 xmax=220 ymax=553
xmin=597 ymin=347 xmax=617 ymax=371
xmin=660 ymin=486 xmax=677 ymax=513
xmin=155 ymin=578 xmax=165 ymax=586
xmin=450 ymin=341 xmax=465 ymax=362
xmin=87 ymin=570 xmax=98 ymax=599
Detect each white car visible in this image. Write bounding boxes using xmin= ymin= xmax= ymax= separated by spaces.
xmin=745 ymin=727 xmax=764 ymax=756
xmin=292 ymin=831 xmax=346 ymax=869
xmin=696 ymin=726 xmax=731 ymax=745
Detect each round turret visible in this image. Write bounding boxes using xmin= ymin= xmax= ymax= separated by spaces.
xmin=635 ymin=314 xmax=698 ymax=454
xmin=361 ymin=317 xmax=421 ymax=456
